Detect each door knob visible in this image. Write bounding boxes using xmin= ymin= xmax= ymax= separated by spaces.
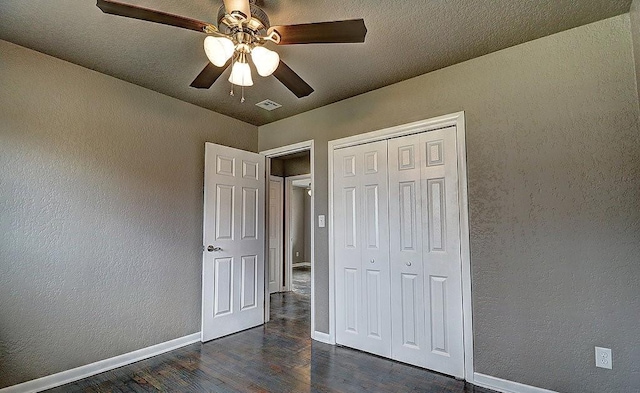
xmin=207 ymin=245 xmax=222 ymax=252
xmin=406 ymin=261 xmax=412 ymax=266
xmin=370 ymin=259 xmax=375 ymax=264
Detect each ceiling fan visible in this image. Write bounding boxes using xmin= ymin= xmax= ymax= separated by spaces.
xmin=96 ymin=0 xmax=367 ymax=100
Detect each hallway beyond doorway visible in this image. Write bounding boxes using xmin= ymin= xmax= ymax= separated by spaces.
xmin=292 ymin=265 xmax=311 ymax=296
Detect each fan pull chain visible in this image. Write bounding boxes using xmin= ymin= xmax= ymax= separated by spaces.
xmin=229 ymin=56 xmax=235 ymax=97
xmin=240 ymin=57 xmax=246 ymax=103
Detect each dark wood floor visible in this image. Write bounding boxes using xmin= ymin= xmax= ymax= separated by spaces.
xmin=46 ymin=268 xmax=494 ymax=392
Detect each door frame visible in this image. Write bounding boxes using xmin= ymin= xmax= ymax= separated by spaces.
xmin=268 ymin=175 xmax=285 ymax=294
xmin=328 ymin=111 xmax=474 ymax=381
xmin=284 ymin=174 xmax=312 ymax=292
xmin=260 ymin=140 xmax=316 ymax=335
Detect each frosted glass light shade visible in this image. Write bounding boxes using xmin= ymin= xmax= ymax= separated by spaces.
xmin=204 ymin=36 xmax=234 ymax=67
xmin=251 ymin=46 xmax=280 ymax=77
xmin=228 ymin=61 xmax=253 ymax=86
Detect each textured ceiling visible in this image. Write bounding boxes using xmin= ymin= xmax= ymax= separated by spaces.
xmin=0 ymin=0 xmax=632 ymax=126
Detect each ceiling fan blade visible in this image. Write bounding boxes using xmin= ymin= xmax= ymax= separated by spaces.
xmin=269 ymin=19 xmax=367 ymax=45
xmin=223 ymin=0 xmax=251 ymax=20
xmin=190 ymin=61 xmax=231 ymax=89
xmin=272 ymin=61 xmax=314 ymax=98
xmin=96 ymin=0 xmax=214 ymax=33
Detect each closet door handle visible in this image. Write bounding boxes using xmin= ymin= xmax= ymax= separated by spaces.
xmin=406 ymin=261 xmax=412 ymax=267
xmin=370 ymin=259 xmax=375 ymax=264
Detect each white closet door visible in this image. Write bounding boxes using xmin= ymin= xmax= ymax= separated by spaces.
xmin=334 ymin=140 xmax=391 ymax=357
xmin=388 ymin=126 xmax=464 ymax=378
xmin=388 ymin=133 xmax=427 ymax=367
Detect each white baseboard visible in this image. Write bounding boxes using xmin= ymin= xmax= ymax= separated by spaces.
xmin=311 ymin=331 xmax=334 ymax=344
xmin=0 ymin=332 xmax=201 ymax=393
xmin=292 ymin=262 xmax=311 ymax=268
xmin=473 ymin=372 xmax=557 ymax=393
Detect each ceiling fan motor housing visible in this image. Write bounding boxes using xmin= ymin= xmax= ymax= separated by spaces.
xmin=216 ymin=4 xmax=270 ymax=36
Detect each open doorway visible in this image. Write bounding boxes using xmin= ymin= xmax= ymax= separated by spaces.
xmin=261 ymin=141 xmax=315 ymax=335
xmin=286 ymin=175 xmax=312 ymax=296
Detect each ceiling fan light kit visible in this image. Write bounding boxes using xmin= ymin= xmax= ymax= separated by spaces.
xmin=203 ymin=36 xmax=234 ymax=67
xmin=251 ymin=46 xmax=280 ymax=77
xmin=228 ymin=53 xmax=253 ymax=87
xmin=96 ymin=0 xmax=367 ymax=101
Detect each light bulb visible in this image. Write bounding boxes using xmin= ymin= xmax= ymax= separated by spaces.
xmin=228 ymin=61 xmax=253 ymax=86
xmin=204 ymin=36 xmax=234 ymax=67
xmin=251 ymin=46 xmax=280 ymax=77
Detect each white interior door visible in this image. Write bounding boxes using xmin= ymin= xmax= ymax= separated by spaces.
xmin=334 ymin=140 xmax=392 ymax=357
xmin=268 ymin=176 xmax=284 ymax=294
xmin=388 ymin=126 xmax=464 ymax=377
xmin=202 ymin=142 xmax=265 ymax=342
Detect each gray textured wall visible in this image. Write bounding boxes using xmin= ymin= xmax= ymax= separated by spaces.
xmin=259 ymin=15 xmax=640 ymax=393
xmin=631 ymin=0 xmax=640 ymax=106
xmin=290 ymin=187 xmax=306 ymax=264
xmin=270 ymin=157 xmax=285 ymax=177
xmin=0 ymin=40 xmax=257 ymax=388
xmin=270 ymin=153 xmax=311 ymax=178
xmin=281 ymin=154 xmax=311 ymax=177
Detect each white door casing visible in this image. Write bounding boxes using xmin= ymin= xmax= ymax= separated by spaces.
xmin=268 ymin=176 xmax=284 ymax=294
xmin=260 ymin=140 xmax=320 ymax=340
xmin=202 ymin=143 xmax=265 ymax=342
xmin=334 ymin=140 xmax=392 ymax=357
xmin=388 ymin=126 xmax=464 ymax=377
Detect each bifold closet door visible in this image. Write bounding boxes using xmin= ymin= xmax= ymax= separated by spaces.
xmin=334 ymin=140 xmax=391 ymax=357
xmin=388 ymin=126 xmax=464 ymax=378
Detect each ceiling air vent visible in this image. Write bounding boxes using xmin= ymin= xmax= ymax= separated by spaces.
xmin=256 ymin=99 xmax=282 ymax=111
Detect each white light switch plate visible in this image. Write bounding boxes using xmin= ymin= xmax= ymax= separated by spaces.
xmin=318 ymin=215 xmax=325 ymax=228
xmin=595 ymin=347 xmax=612 ymax=369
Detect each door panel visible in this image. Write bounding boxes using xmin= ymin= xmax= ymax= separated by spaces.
xmin=389 ymin=132 xmax=428 ymax=367
xmin=242 ymin=187 xmax=258 ymax=239
xmin=429 ymin=275 xmax=448 ymax=353
xmin=344 ymin=187 xmax=357 ymax=248
xmin=364 ymin=185 xmax=380 ymax=248
xmin=399 ymin=181 xmax=417 ymax=251
xmin=419 ymin=128 xmax=463 ymax=377
xmin=215 ymin=185 xmax=234 ymax=240
xmin=334 ymin=140 xmax=391 ymax=357
xmin=268 ymin=176 xmax=283 ymax=294
xmin=359 ymin=141 xmax=390 ymax=356
xmin=214 ymin=257 xmax=233 ymax=316
xmin=366 ymin=270 xmax=381 ymax=338
xmin=202 ymin=143 xmax=265 ymax=342
xmin=388 ymin=127 xmax=463 ymax=377
xmin=241 ymin=255 xmax=258 ymax=310
xmin=400 ymin=273 xmax=419 ymax=348
xmin=344 ymin=267 xmax=359 ymax=333
xmin=427 ymin=178 xmax=446 ymax=252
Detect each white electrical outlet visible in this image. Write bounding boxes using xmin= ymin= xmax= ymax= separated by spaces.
xmin=318 ymin=215 xmax=325 ymax=228
xmin=595 ymin=347 xmax=612 ymax=369
xmin=296 ymin=251 xmax=300 ymax=257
